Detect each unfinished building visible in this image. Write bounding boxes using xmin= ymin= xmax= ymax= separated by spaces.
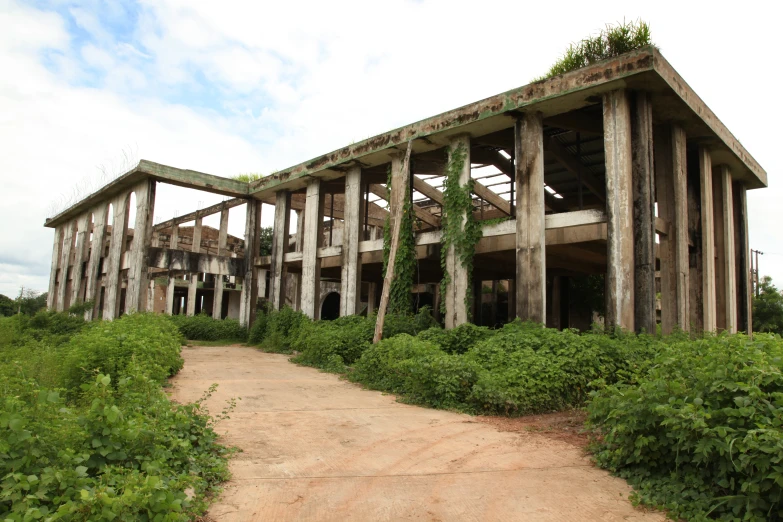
xmin=44 ymin=47 xmax=766 ymax=334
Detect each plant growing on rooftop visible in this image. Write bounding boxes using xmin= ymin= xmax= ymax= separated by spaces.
xmin=537 ymin=19 xmax=654 ymax=80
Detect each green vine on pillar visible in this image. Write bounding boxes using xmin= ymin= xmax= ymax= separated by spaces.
xmin=382 ymin=165 xmax=416 ymax=314
xmin=440 ymin=142 xmax=483 ymax=318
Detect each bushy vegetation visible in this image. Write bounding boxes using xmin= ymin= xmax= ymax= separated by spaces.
xmin=753 ymin=276 xmax=783 ymax=334
xmin=0 ymin=312 xmax=232 ymax=521
xmin=537 ymin=20 xmax=654 ymax=80
xmin=588 ymin=333 xmax=783 ymax=521
xmin=168 ymin=313 xmax=247 ymax=342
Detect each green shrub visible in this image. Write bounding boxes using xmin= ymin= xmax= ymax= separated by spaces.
xmin=61 ymin=313 xmax=184 ymax=392
xmin=380 ymin=306 xmax=438 ymax=339
xmin=291 ymin=315 xmax=374 ymax=369
xmin=261 ymin=306 xmax=308 ymax=353
xmin=587 ymin=333 xmax=783 ymax=521
xmin=418 ymin=323 xmax=493 ymax=354
xmin=248 ymin=311 xmax=269 ymax=344
xmin=351 ymin=334 xmax=443 ymax=393
xmin=168 ymin=313 xmax=247 ymax=342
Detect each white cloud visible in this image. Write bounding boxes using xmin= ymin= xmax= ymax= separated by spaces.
xmin=0 ymin=0 xmax=780 ymax=299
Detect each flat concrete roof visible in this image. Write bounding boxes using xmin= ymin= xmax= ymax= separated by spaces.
xmin=45 ymin=46 xmax=767 ymax=229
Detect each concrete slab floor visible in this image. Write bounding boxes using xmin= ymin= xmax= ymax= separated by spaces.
xmin=169 ymin=346 xmax=665 ymax=522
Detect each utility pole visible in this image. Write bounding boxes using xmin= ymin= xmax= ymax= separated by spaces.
xmin=751 ymin=249 xmax=764 ymax=297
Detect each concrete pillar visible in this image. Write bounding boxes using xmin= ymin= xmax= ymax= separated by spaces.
xmin=654 ymin=124 xmax=689 ymax=333
xmin=294 ymin=209 xmax=305 ymax=311
xmin=699 ymin=148 xmax=716 ymax=331
xmin=300 ymin=180 xmax=324 ymax=319
xmin=126 ymin=179 xmax=156 ymax=314
xmin=47 ymin=226 xmax=64 ymax=310
xmin=367 ymin=226 xmax=379 ymax=315
xmin=734 ymin=182 xmax=751 ymax=334
xmin=83 ymin=202 xmax=108 ymax=320
xmin=631 ymin=92 xmax=656 ymax=334
xmin=104 ymin=192 xmax=130 ymax=320
xmin=515 ymin=112 xmax=546 ymax=324
xmin=239 ymin=199 xmax=262 ymax=326
xmin=186 ymin=216 xmax=203 ymax=317
xmin=56 ymin=221 xmax=76 ymax=312
xmin=713 ymin=165 xmax=737 ymax=332
xmin=688 ymin=152 xmax=704 ymax=333
xmin=269 ymin=192 xmax=291 ymax=310
xmin=165 ymin=224 xmax=179 ymax=316
xmin=69 ymin=213 xmax=90 ymax=308
xmin=213 ymin=208 xmax=229 ymax=319
xmin=340 ymin=166 xmax=362 ymax=316
xmin=444 ymin=134 xmax=471 ymax=328
xmin=603 ymin=89 xmax=634 ymax=331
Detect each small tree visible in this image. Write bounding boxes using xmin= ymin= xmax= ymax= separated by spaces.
xmin=753 ymin=276 xmax=783 ymax=334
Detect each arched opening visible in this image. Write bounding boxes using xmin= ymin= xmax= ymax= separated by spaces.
xmin=320 ymin=292 xmax=340 ymax=321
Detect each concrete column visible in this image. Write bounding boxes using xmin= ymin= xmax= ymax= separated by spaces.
xmin=603 ymin=89 xmax=634 ymax=331
xmin=83 ymin=202 xmax=108 ymax=320
xmin=734 ymin=182 xmax=751 ymax=334
xmin=239 ymin=199 xmax=262 ymax=326
xmin=126 ymin=179 xmax=156 ymax=314
xmin=367 ymin=226 xmax=379 ymax=314
xmin=631 ymin=92 xmax=656 ymax=334
xmin=269 ymin=192 xmax=291 ymax=310
xmin=56 ymin=221 xmax=76 ymax=312
xmin=293 ymin=209 xmax=305 ymax=310
xmin=257 ymin=268 xmax=268 ymax=302
xmin=68 ymin=213 xmax=90 ymax=308
xmin=688 ymin=152 xmax=704 ymax=333
xmin=699 ymin=148 xmax=716 ymax=331
xmin=186 ymin=216 xmax=203 ymax=317
xmin=340 ymin=166 xmax=363 ymax=316
xmin=713 ymin=165 xmax=737 ymax=332
xmin=47 ymin=226 xmax=64 ymax=310
xmin=165 ymin=225 xmax=179 ymax=316
xmin=515 ymin=112 xmax=546 ymax=324
xmin=104 ymin=192 xmax=130 ymax=320
xmin=300 ymin=180 xmax=324 ymax=319
xmin=654 ymin=124 xmax=689 ymax=333
xmin=444 ymin=134 xmax=471 ymax=328
xmin=213 ymin=208 xmax=229 ymax=319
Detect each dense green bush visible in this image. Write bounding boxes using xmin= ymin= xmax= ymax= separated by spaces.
xmin=418 ymin=323 xmax=493 ymax=354
xmin=587 ymin=333 xmax=783 ymax=521
xmin=0 ymin=313 xmax=232 ymax=520
xmin=248 ymin=311 xmax=269 ymax=344
xmin=168 ymin=313 xmax=247 ymax=342
xmin=261 ymin=306 xmax=308 ymax=353
xmin=291 ymin=315 xmax=374 ymax=370
xmin=380 ymin=306 xmax=438 ymax=339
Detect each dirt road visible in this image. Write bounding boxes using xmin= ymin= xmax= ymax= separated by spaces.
xmin=170 ymin=346 xmax=663 ymax=522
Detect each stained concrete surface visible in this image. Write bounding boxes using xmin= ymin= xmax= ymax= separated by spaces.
xmin=169 ymin=346 xmax=665 ymax=522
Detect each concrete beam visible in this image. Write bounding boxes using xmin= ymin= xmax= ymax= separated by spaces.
xmin=369 ymin=184 xmax=441 ymax=228
xmin=546 ymin=137 xmax=605 ymax=203
xmin=603 ymin=89 xmax=634 ymax=331
xmin=148 ymin=248 xmax=244 ymax=276
xmin=154 ymin=197 xmax=245 ymax=231
xmin=515 ymin=112 xmax=546 ymax=324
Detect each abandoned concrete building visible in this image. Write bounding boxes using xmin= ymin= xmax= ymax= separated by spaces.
xmin=44 ymin=47 xmax=767 ymax=334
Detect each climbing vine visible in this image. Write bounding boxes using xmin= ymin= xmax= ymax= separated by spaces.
xmin=382 ymin=165 xmax=417 ymax=314
xmin=440 ymin=142 xmax=483 ymax=318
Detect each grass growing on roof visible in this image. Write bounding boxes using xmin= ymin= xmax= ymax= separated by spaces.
xmin=537 ymin=19 xmax=654 ymax=80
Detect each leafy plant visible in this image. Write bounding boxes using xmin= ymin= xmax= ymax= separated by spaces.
xmin=261 ymin=306 xmax=308 ymax=353
xmin=168 ymin=313 xmax=247 ymax=342
xmin=382 ymin=165 xmax=417 ymax=315
xmin=753 ymin=275 xmax=783 ymax=334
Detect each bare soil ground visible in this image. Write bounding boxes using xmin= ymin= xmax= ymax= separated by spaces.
xmin=170 ymin=346 xmax=664 ymax=522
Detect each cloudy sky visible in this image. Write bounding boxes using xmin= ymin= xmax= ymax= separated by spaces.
xmin=0 ymin=0 xmax=779 ymax=298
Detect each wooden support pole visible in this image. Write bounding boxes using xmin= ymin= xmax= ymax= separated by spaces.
xmin=104 ymin=192 xmax=130 ymax=320
xmin=56 ymin=221 xmax=76 ymax=312
xmin=654 ymin=124 xmax=689 ymax=333
xmin=603 ymin=89 xmax=634 ymax=331
xmin=212 ymin=208 xmax=230 ymax=319
xmin=699 ymin=148 xmax=716 ymax=331
xmin=165 ymin=225 xmax=179 ymax=315
xmin=444 ymin=134 xmax=471 ymax=329
xmin=269 ymin=192 xmax=291 ymax=310
xmin=186 ymin=216 xmax=203 ymax=317
xmin=374 ymin=141 xmax=413 ymax=343
xmin=47 ymin=226 xmax=64 ymax=310
xmin=126 ymin=179 xmax=156 ymax=313
xmin=734 ymin=181 xmax=751 ymax=334
xmin=69 ymin=213 xmax=90 ymax=308
xmin=515 ymin=112 xmax=546 ymax=324
xmin=341 ymin=166 xmax=362 ymax=316
xmin=239 ymin=199 xmax=262 ymax=326
xmin=713 ymin=165 xmax=737 ymax=332
xmin=631 ymin=92 xmax=656 ymax=334
xmin=83 ymin=202 xmax=108 ymax=320
xmin=301 ymin=180 xmax=325 ymax=319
